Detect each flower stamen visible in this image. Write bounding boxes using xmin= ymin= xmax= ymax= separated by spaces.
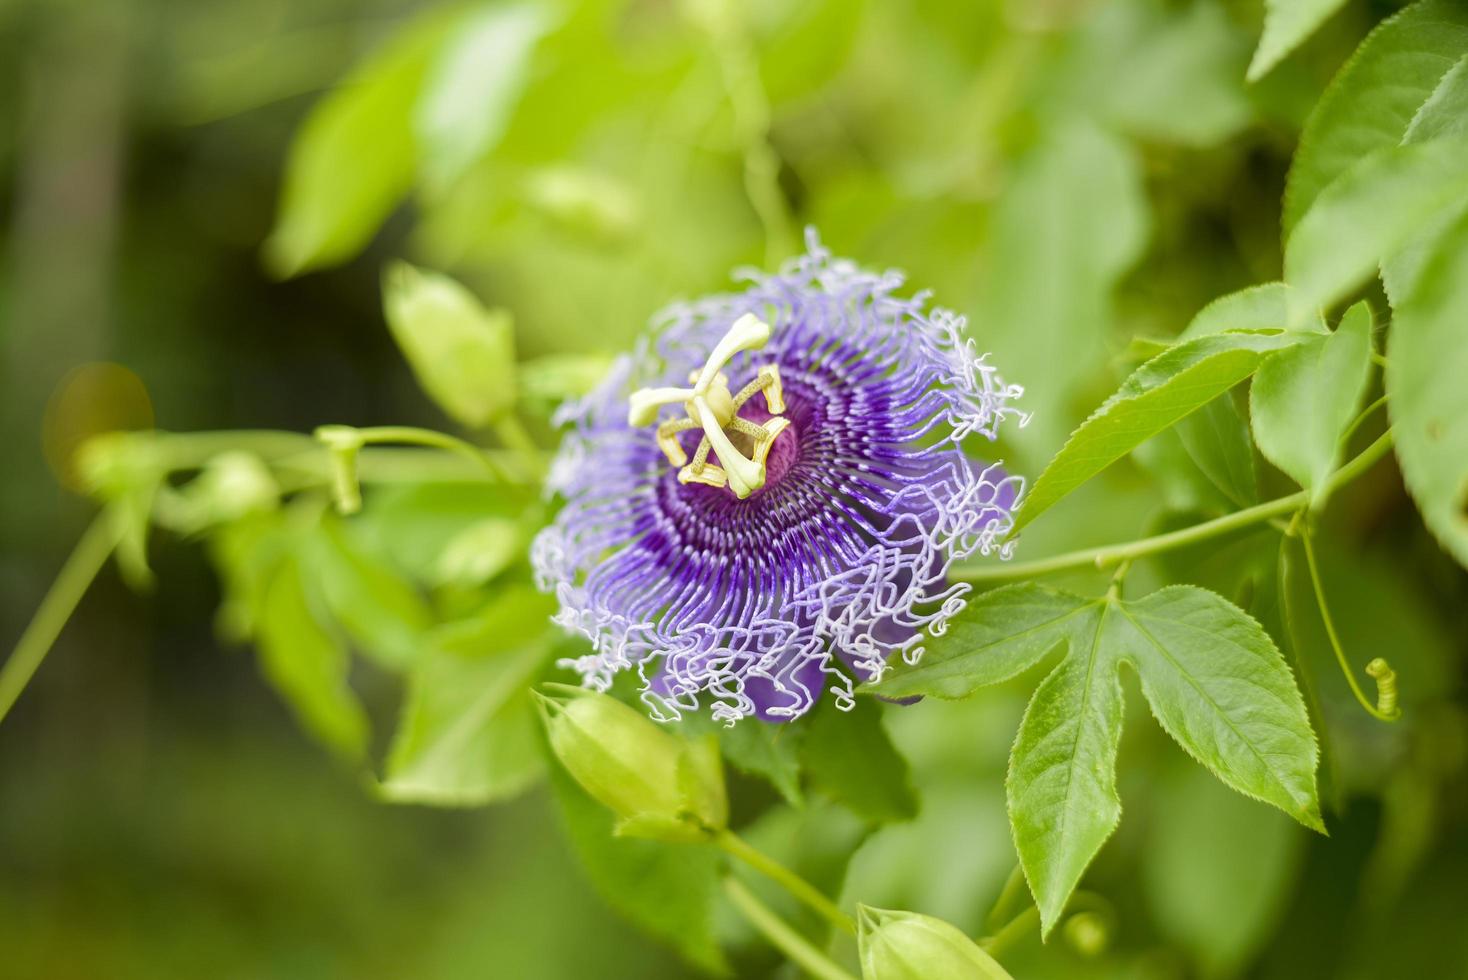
xmin=628 ymin=314 xmax=790 ymax=499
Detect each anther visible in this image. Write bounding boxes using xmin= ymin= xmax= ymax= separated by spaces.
xmin=627 ymin=315 xmax=790 ymax=500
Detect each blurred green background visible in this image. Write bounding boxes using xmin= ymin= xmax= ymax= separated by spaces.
xmin=1 ymin=0 xmax=1464 ymax=976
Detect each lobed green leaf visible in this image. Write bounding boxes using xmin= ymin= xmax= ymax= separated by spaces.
xmin=1108 ymin=586 xmax=1323 ymax=833
xmin=870 ymin=584 xmax=1093 ymax=701
xmin=874 ymin=582 xmax=1322 ymax=934
xmin=1007 ymin=601 xmax=1123 ymax=936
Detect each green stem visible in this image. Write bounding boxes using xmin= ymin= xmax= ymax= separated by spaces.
xmin=717 ymin=829 xmax=856 ymax=936
xmin=0 ymin=513 xmax=121 ymax=725
xmin=723 ymin=878 xmax=857 ymax=980
xmin=1300 ymin=528 xmax=1399 ymax=722
xmin=493 ymin=414 xmax=546 ymax=479
xmin=700 ymin=6 xmax=796 ymax=266
xmin=350 ymin=426 xmax=507 ymax=479
xmin=952 ymin=430 xmax=1395 ymax=583
xmin=275 ymin=446 xmax=532 ymax=485
xmin=980 ymin=906 xmax=1039 ymax=959
xmin=984 ymin=864 xmax=1028 ymax=933
xmin=1340 ymin=393 xmax=1388 ymax=444
xmin=147 ymin=429 xmax=319 ymax=466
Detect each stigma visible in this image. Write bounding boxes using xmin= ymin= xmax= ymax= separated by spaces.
xmin=627 ymin=314 xmax=790 ymax=499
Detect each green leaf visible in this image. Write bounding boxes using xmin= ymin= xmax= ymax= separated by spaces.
xmin=719 ymin=721 xmax=804 ymax=806
xmin=977 ymin=118 xmax=1148 ymax=455
xmin=263 ymin=12 xmax=451 ymax=277
xmin=548 ymin=759 xmax=727 ymax=973
xmin=1085 ymin=0 xmax=1253 ymax=148
xmin=305 ymin=517 xmax=432 ymax=672
xmin=1386 ymin=209 xmax=1468 ymax=569
xmin=1177 ymin=282 xmax=1312 ymax=341
xmin=255 ymin=558 xmax=369 ymax=761
xmin=800 ymin=697 xmax=917 ymax=823
xmin=415 ymin=2 xmax=553 ymax=191
xmin=1110 ymin=586 xmax=1323 ymax=832
xmin=1403 ymin=52 xmax=1468 ymax=144
xmin=1171 ymin=393 xmax=1259 ymax=509
xmin=1011 ymin=331 xmax=1301 ymax=534
xmin=380 ymin=587 xmax=555 ymax=805
xmin=1007 ymin=600 xmax=1123 ymax=936
xmin=432 ymin=516 xmax=525 ymax=589
xmin=870 ymin=584 xmax=1092 ymax=701
xmin=355 ymin=482 xmax=535 ymax=587
xmin=1250 ymin=301 xmax=1373 ymax=501
xmin=1284 ymin=137 xmax=1468 ymax=326
xmin=1283 ymin=0 xmax=1468 ymax=236
xmin=1384 ymin=55 xmax=1468 ymax=300
xmin=1248 ymin=0 xmax=1350 ymax=82
xmin=382 ymin=262 xmax=518 ymax=427
xmin=874 ymin=583 xmax=1322 ymax=934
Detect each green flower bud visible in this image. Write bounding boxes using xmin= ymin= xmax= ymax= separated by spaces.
xmin=1062 ymin=911 xmax=1109 ymax=957
xmin=857 ymin=906 xmax=1014 ymax=980
xmin=536 ymin=684 xmax=726 ymax=842
xmin=382 ymin=262 xmax=517 ymax=428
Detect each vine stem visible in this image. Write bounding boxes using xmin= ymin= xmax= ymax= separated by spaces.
xmin=723 ymin=878 xmax=857 ymax=980
xmin=699 ymin=4 xmax=796 ymax=266
xmin=1300 ymin=527 xmax=1399 ymax=722
xmin=0 ymin=512 xmax=121 ymax=725
xmin=348 ymin=426 xmax=508 ymax=479
xmin=952 ymin=429 xmax=1395 ymax=583
xmin=980 ymin=906 xmax=1039 ymax=958
xmin=716 ymin=829 xmax=857 ymax=936
xmin=984 ymin=863 xmax=1028 ymax=932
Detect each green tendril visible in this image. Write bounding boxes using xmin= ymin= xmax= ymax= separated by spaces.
xmin=1300 ymin=527 xmax=1401 ymax=723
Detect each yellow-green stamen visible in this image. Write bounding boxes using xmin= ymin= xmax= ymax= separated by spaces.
xmin=627 ymin=314 xmax=790 ymax=499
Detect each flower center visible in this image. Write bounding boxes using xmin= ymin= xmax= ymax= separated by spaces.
xmin=626 ymin=314 xmax=791 ymax=499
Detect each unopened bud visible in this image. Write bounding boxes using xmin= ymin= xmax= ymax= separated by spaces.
xmin=536 ymin=684 xmax=726 ymax=842
xmin=1062 ymin=911 xmax=1109 ymax=957
xmin=382 ymin=262 xmax=517 ymax=428
xmin=857 ymin=906 xmax=1014 ymax=980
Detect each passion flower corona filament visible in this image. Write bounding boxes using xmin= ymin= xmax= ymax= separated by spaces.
xmin=534 ymin=232 xmax=1028 ymax=723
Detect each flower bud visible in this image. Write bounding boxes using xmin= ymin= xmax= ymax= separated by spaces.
xmin=536 ymin=684 xmax=726 ymax=842
xmin=1062 ymin=911 xmax=1109 ymax=957
xmin=382 ymin=262 xmax=517 ymax=428
xmin=857 ymin=906 xmax=1014 ymax=980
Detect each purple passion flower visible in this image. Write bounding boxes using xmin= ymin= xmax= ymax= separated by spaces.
xmin=533 ymin=233 xmax=1027 ymax=724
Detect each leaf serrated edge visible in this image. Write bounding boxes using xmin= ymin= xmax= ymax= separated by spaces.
xmin=1118 ymin=584 xmax=1325 ymax=833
